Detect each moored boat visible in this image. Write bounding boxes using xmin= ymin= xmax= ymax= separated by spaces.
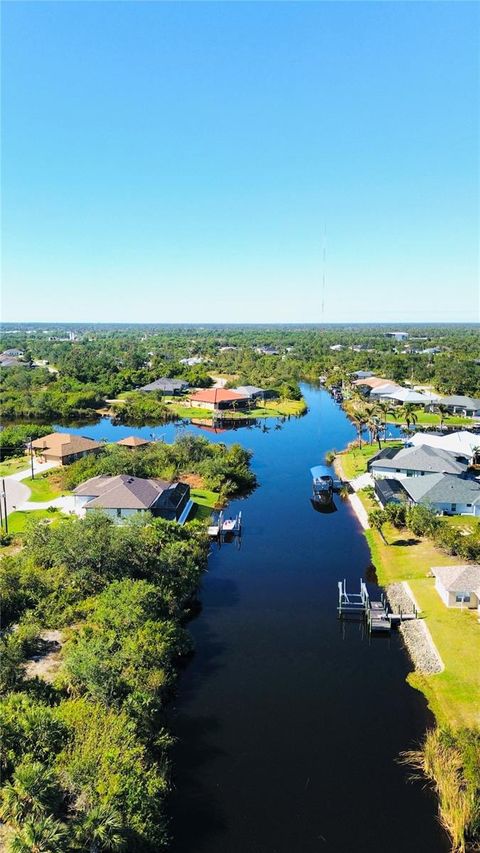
xmin=310 ymin=465 xmax=334 ymax=505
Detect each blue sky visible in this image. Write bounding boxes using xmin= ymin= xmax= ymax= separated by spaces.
xmin=2 ymin=2 xmax=478 ymax=324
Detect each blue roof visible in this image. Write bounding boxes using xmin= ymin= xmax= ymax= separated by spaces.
xmin=310 ymin=465 xmax=332 ymax=479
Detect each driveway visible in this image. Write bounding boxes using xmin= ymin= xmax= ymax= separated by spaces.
xmin=2 ymin=478 xmax=31 ymax=515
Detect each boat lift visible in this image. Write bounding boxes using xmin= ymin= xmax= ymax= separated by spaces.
xmin=208 ymin=510 xmax=242 ymax=544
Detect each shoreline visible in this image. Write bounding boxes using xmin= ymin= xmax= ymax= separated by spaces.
xmin=333 ymin=451 xmax=444 ymax=679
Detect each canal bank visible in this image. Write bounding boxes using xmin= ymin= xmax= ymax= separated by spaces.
xmin=167 ymin=385 xmax=449 ymax=853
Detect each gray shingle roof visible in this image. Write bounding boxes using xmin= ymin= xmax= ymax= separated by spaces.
xmin=233 ymin=385 xmax=265 ymax=397
xmin=439 ymin=396 xmax=480 ymax=409
xmin=400 ymin=473 xmax=480 ymax=506
xmin=369 ymin=445 xmax=468 ymax=476
xmin=139 ymin=378 xmax=187 ymax=392
xmin=73 ymin=474 xmax=173 ymax=509
xmin=432 ymin=565 xmax=480 ymax=594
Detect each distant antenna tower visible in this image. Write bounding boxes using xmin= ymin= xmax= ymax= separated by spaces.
xmin=321 ymin=223 xmax=327 ymax=321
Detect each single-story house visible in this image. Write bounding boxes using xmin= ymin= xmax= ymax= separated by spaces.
xmin=179 ymin=357 xmax=205 ymax=366
xmin=368 ymin=382 xmax=404 ymax=401
xmin=116 ymin=436 xmax=151 ymax=449
xmin=233 ymin=385 xmax=275 ymax=402
xmin=2 ymin=348 xmax=24 ymax=357
xmin=139 ymin=377 xmax=188 ymax=395
xmin=368 ymin=445 xmax=469 ymax=480
xmin=73 ymin=474 xmax=190 ymax=522
xmin=386 ymin=331 xmax=409 ymax=341
xmin=432 ymin=565 xmax=480 ymax=611
xmin=30 ymin=433 xmax=101 ymax=465
xmin=435 ymin=396 xmax=480 ymax=418
xmin=351 ymin=370 xmax=374 ymax=380
xmin=375 ymin=472 xmax=480 ymax=516
xmin=0 ymin=356 xmax=23 ymax=368
xmin=408 ymin=431 xmax=479 ymax=464
xmin=188 ymin=388 xmax=249 ymax=411
xmin=352 ymin=376 xmax=398 ymax=390
xmin=254 ymin=346 xmax=279 ymax=356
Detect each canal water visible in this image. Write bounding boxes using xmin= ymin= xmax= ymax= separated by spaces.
xmin=56 ymin=386 xmax=448 ymax=852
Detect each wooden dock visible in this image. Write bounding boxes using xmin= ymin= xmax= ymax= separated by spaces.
xmin=208 ymin=511 xmax=242 ymax=542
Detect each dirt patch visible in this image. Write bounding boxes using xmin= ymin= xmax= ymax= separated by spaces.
xmin=180 ymin=472 xmax=205 ymax=488
xmin=24 ymin=629 xmax=63 ymax=684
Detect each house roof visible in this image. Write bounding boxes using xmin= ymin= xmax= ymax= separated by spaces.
xmin=73 ymin=474 xmax=173 ymax=509
xmin=409 ymin=431 xmax=479 ymax=460
xmin=189 ymin=388 xmax=248 ymax=404
xmin=369 ymin=383 xmax=404 ymax=397
xmin=139 ymin=377 xmax=187 ymax=392
xmin=369 ymin=444 xmax=468 ymax=476
xmin=351 ymin=370 xmax=374 ymax=379
xmin=352 ymin=376 xmax=398 ymax=389
xmin=31 ymin=433 xmax=101 ymax=457
xmin=438 ymin=395 xmax=480 ymax=409
xmin=116 ymin=436 xmax=151 ymax=448
xmin=400 ymin=473 xmax=480 ymax=506
xmin=432 ymin=565 xmax=480 ymax=595
xmin=384 ymin=387 xmax=434 ymax=404
xmin=234 ymin=385 xmax=265 ymax=397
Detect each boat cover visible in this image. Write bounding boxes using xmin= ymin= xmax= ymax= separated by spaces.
xmin=310 ymin=465 xmax=332 ymax=479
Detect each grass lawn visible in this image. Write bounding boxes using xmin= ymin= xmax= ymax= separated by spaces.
xmin=21 ymin=472 xmax=66 ymax=503
xmin=249 ymin=398 xmax=307 ymax=417
xmin=337 ymin=442 xmax=401 ymax=480
xmin=363 ymin=519 xmax=479 ymax=728
xmin=189 ymin=488 xmax=222 ymax=521
xmin=386 ymin=411 xmax=472 ymax=427
xmin=443 ymin=515 xmax=480 ymax=535
xmin=0 ymin=457 xmax=29 ymax=476
xmin=6 ymin=509 xmax=66 ymax=535
xmin=407 ymin=578 xmax=480 ymax=728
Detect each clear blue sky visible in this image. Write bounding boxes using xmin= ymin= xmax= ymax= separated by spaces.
xmin=2 ymin=1 xmax=478 ymax=324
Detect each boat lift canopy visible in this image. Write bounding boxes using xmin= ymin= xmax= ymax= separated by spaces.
xmin=310 ymin=465 xmax=332 ymax=480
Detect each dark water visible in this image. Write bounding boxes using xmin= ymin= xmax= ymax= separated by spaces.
xmin=55 ymin=389 xmax=448 ymax=852
xmin=167 ymin=386 xmax=448 ymax=853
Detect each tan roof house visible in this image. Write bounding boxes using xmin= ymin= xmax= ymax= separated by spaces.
xmin=116 ymin=435 xmax=151 ymax=449
xmin=73 ymin=474 xmax=190 ymax=522
xmin=31 ymin=433 xmax=101 ymax=465
xmin=432 ymin=565 xmax=480 ymax=612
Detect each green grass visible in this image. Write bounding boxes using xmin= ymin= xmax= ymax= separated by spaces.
xmin=362 ymin=518 xmax=479 ymax=727
xmin=337 ymin=442 xmax=401 ymax=480
xmin=189 ymin=488 xmax=222 ymax=521
xmin=249 ymin=398 xmax=307 ymax=417
xmin=407 ymin=579 xmax=480 ymax=728
xmin=6 ymin=509 xmax=65 ymax=534
xmin=0 ymin=457 xmax=29 ymax=476
xmin=386 ymin=411 xmax=472 ymax=427
xmin=21 ymin=473 xmax=65 ymax=503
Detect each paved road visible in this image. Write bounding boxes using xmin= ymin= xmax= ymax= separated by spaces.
xmin=2 ymin=478 xmax=31 ymax=515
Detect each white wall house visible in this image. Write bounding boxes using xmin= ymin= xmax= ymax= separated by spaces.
xmin=432 ymin=565 xmax=480 ymax=612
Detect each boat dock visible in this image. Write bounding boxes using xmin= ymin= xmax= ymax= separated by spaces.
xmin=208 ymin=510 xmax=242 ymax=542
xmin=337 ymin=579 xmax=417 ymax=633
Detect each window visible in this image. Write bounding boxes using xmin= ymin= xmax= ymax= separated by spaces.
xmin=451 ymin=504 xmax=457 ymax=512
xmin=116 ymin=508 xmax=122 ymax=518
xmin=455 ymin=593 xmax=471 ymax=603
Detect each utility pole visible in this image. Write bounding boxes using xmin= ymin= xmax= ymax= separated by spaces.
xmin=2 ymin=479 xmax=8 ymax=534
xmin=30 ymin=437 xmax=35 ymax=480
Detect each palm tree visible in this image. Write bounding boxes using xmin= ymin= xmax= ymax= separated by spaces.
xmin=73 ymin=805 xmax=126 ymax=852
xmin=0 ymin=762 xmax=61 ymax=826
xmin=8 ymin=815 xmax=68 ymax=853
xmin=372 ymin=401 xmax=397 ymax=441
xmin=350 ymin=409 xmax=368 ymax=448
xmin=398 ymin=403 xmax=418 ymax=435
xmin=433 ymin=403 xmax=449 ymax=430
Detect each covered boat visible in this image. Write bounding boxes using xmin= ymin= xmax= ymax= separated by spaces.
xmin=310 ymin=465 xmax=334 ymax=505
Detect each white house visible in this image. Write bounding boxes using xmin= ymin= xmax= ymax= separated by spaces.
xmin=73 ymin=474 xmax=190 ymax=522
xmin=432 ymin=565 xmax=480 ymax=612
xmin=368 ymin=445 xmax=469 ymax=481
xmin=409 ymin=431 xmax=480 ymax=465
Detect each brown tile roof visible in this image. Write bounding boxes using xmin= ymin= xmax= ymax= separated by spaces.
xmin=31 ymin=433 xmax=101 ymax=457
xmin=73 ymin=474 xmax=173 ymax=509
xmin=352 ymin=376 xmax=398 ymax=389
xmin=189 ymin=388 xmax=248 ymax=404
xmin=116 ymin=436 xmax=151 ymax=448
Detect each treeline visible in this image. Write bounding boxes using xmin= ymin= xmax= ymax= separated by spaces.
xmin=0 ymin=513 xmax=210 ymax=851
xmin=368 ymin=502 xmax=480 ymax=562
xmin=60 ymin=435 xmax=257 ymax=499
xmin=0 ymin=424 xmax=53 ymax=460
xmin=1 ymin=326 xmax=479 ymax=424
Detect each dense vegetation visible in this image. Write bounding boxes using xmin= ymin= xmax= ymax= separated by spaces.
xmin=1 ymin=324 xmax=479 ymax=423
xmin=0 ymin=514 xmax=210 ymax=851
xmin=59 ymin=435 xmax=256 ymax=499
